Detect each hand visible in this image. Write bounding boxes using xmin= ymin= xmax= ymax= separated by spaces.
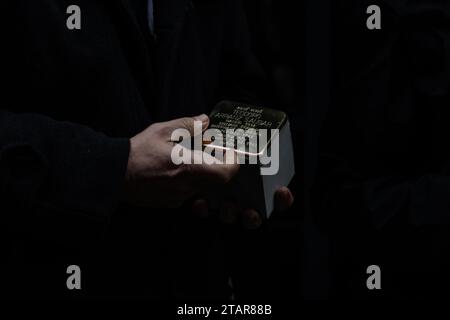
xmin=241 ymin=187 xmax=294 ymax=229
xmin=125 ymin=115 xmax=239 ymax=208
xmin=192 ymin=187 xmax=295 ymax=230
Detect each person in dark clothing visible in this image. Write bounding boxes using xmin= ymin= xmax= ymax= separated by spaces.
xmin=0 ymin=0 xmax=294 ymax=299
xmin=315 ymin=0 xmax=450 ymax=298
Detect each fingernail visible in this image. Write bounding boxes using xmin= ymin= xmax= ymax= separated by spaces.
xmin=276 ymin=189 xmax=291 ymax=212
xmin=195 ymin=114 xmax=209 ymax=123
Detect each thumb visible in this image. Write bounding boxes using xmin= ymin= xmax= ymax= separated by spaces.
xmin=165 ymin=114 xmax=209 ymax=137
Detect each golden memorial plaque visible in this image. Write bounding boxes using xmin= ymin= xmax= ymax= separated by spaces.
xmin=204 ymin=101 xmax=295 ymax=218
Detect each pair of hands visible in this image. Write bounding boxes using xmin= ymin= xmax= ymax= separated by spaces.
xmin=125 ymin=114 xmax=294 ymax=229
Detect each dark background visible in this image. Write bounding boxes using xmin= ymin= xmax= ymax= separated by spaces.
xmin=308 ymin=0 xmax=450 ymax=299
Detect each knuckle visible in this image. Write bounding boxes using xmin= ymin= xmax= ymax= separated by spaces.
xmin=180 ymin=118 xmax=193 ymax=131
xmin=176 ymin=163 xmax=192 ymax=177
xmin=151 ymin=122 xmax=165 ymax=134
xmin=217 ymin=171 xmax=232 ymax=185
xmin=166 ymin=166 xmax=182 ymax=180
xmin=221 ymin=165 xmax=239 ymax=184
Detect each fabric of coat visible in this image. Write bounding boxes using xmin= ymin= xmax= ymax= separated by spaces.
xmin=0 ymin=0 xmax=269 ymax=299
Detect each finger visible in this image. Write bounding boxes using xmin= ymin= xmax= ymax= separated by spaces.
xmin=223 ymin=149 xmax=239 ymax=165
xmin=164 ymin=114 xmax=209 ymax=138
xmin=274 ymin=187 xmax=294 ymax=212
xmin=192 ymin=198 xmax=210 ymax=218
xmin=219 ymin=202 xmax=239 ymax=225
xmin=241 ymin=209 xmax=262 ymax=230
xmin=192 ymin=163 xmax=240 ymax=188
xmin=188 ymin=152 xmax=240 ymax=187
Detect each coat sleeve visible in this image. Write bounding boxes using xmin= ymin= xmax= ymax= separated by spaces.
xmin=0 ymin=2 xmax=131 ymax=219
xmin=0 ymin=109 xmax=130 ymax=218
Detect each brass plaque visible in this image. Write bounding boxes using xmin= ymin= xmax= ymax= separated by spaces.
xmin=205 ymin=101 xmax=287 ymax=156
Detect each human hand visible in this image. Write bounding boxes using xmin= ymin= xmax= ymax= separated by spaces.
xmin=192 ymin=187 xmax=294 ymax=229
xmin=125 ymin=115 xmax=239 ymax=208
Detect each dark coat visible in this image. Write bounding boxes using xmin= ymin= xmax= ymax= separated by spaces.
xmin=0 ymin=0 xmax=269 ymax=299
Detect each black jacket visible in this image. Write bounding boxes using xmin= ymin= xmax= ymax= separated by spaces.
xmin=0 ymin=0 xmax=268 ymax=299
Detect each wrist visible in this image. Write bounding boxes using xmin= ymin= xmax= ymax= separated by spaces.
xmin=126 ymin=137 xmax=138 ymax=185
